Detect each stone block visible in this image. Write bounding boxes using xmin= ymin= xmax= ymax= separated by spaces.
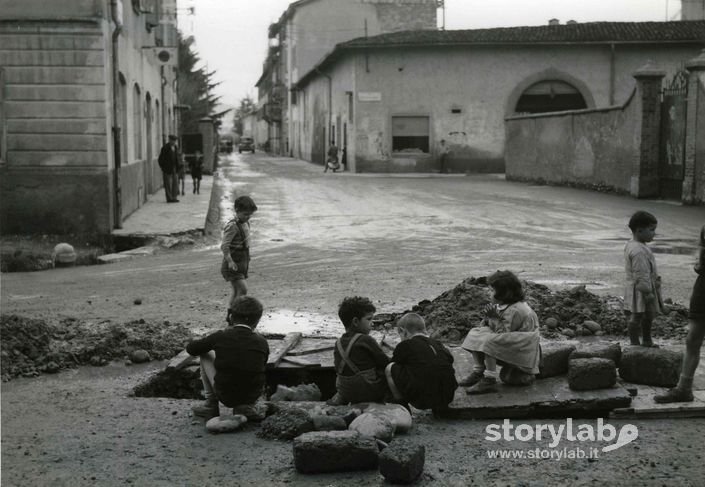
xmin=349 ymin=413 xmax=395 ymax=442
xmin=205 ymin=414 xmax=247 ymax=434
xmin=568 ymin=358 xmax=617 ymax=391
xmin=569 ymin=341 xmax=621 ymax=366
xmin=363 ymin=404 xmax=412 ymax=434
xmin=293 ymin=431 xmax=379 ymax=473
xmin=270 ymin=383 xmax=321 ymax=402
xmin=379 ymin=439 xmax=425 ymax=485
xmin=312 ymin=415 xmax=348 ymax=432
xmin=619 ymin=346 xmax=682 ymax=387
xmin=257 ymin=408 xmax=314 ymax=440
xmin=583 ymin=320 xmax=602 ymax=333
xmin=130 ymin=349 xmax=151 ymax=363
xmin=538 ymin=342 xmax=576 ymax=378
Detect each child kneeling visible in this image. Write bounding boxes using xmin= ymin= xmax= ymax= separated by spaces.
xmin=385 ymin=313 xmax=458 ymax=412
xmin=187 ymin=296 xmax=269 ymax=418
xmin=327 ymin=296 xmax=389 ymax=405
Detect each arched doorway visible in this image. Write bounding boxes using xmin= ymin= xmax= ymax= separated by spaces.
xmin=515 ymin=80 xmax=587 ymax=114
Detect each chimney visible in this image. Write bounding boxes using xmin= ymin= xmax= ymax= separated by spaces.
xmin=566 ymin=20 xmax=577 ymax=25
xmin=548 ymin=18 xmax=560 ymax=26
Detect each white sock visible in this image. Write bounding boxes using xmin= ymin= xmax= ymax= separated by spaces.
xmin=485 ymin=369 xmax=498 ymax=380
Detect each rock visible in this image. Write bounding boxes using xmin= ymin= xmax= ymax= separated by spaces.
xmin=538 ymin=342 xmax=576 ymax=378
xmin=293 ymin=430 xmax=379 ymax=473
xmin=43 ymin=361 xmax=60 ymax=373
xmin=499 ymin=365 xmax=535 ymax=386
xmin=569 ymin=341 xmax=621 ymax=366
xmin=52 ymin=243 xmax=76 ymax=266
xmin=363 ymin=404 xmax=413 ymax=434
xmin=562 ymin=329 xmax=576 ymax=338
xmin=379 ymin=439 xmax=425 ymax=485
xmin=568 ymin=358 xmax=617 ymax=390
xmin=89 ymin=355 xmax=107 ymax=366
xmin=619 ymin=346 xmax=682 ymax=387
xmin=130 ymin=350 xmax=151 ymax=363
xmin=544 ymin=317 xmax=559 ymax=330
xmin=205 ymin=414 xmax=247 ymax=434
xmin=257 ymin=408 xmax=314 ymax=440
xmin=133 ymin=298 xmax=142 ymax=305
xmin=312 ymin=415 xmax=348 ymax=432
xmin=349 ymin=413 xmax=395 ymax=442
xmin=270 ymin=383 xmax=321 ymax=402
xmin=583 ymin=320 xmax=602 ymax=333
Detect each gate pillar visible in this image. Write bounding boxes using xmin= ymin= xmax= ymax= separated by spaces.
xmin=631 ymin=62 xmax=665 ymax=198
xmin=683 ymin=49 xmax=705 ymax=205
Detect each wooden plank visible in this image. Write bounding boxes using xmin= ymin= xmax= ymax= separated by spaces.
xmin=287 ymin=344 xmax=335 ymax=356
xmin=280 ymin=356 xmax=322 ymax=368
xmin=6 ymin=85 xmax=106 ymax=102
xmin=6 ymin=101 xmax=106 ymax=119
xmin=166 ymin=349 xmax=199 ymax=371
xmin=0 ymin=50 xmax=104 ymax=66
xmin=8 ymin=119 xmax=107 ymax=135
xmin=6 ymin=150 xmax=107 ymax=166
xmin=267 ymin=332 xmax=302 ymax=367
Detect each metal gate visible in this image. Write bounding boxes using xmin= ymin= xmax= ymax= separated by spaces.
xmin=659 ymin=69 xmax=688 ymax=200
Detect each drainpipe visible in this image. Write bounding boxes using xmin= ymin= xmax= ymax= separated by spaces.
xmin=609 ymin=43 xmax=616 ymax=105
xmin=110 ymin=0 xmax=123 ymax=229
xmin=314 ymin=67 xmax=332 ymax=146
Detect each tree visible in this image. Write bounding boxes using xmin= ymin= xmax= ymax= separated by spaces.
xmin=232 ymin=96 xmax=256 ymax=136
xmin=177 ymin=33 xmax=230 ymax=133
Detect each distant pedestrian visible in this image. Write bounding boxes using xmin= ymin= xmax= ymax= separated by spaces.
xmin=189 ymin=150 xmax=203 ymax=195
xmin=623 ymin=211 xmax=663 ymax=347
xmin=439 ymin=139 xmax=450 ymax=174
xmin=324 ymin=142 xmax=339 ymax=173
xmin=221 ymin=195 xmax=257 ymax=309
xmin=655 ymin=224 xmax=705 ymax=403
xmin=341 ymin=146 xmax=347 ymax=172
xmin=158 ymin=135 xmax=180 ymax=203
xmin=177 ymin=152 xmax=186 ymax=196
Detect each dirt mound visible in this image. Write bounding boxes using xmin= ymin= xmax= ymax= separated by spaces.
xmin=377 ymin=276 xmax=690 ymax=341
xmin=0 ymin=314 xmax=194 ymax=381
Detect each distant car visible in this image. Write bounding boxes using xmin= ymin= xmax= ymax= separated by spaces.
xmin=238 ymin=137 xmax=255 ymax=153
xmin=219 ymin=138 xmax=233 ymax=153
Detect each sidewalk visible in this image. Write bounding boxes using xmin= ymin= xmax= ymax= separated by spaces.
xmin=112 ymin=175 xmax=213 ymax=237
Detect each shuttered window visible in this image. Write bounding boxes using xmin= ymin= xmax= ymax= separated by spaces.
xmin=392 ymin=116 xmax=429 ymax=153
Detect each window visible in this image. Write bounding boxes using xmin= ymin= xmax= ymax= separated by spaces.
xmin=133 ymin=84 xmax=142 ymax=161
xmin=392 ymin=116 xmax=429 ymax=153
xmin=515 ymin=80 xmax=587 ymax=114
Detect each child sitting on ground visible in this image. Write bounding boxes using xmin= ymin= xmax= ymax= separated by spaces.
xmin=624 ymin=210 xmax=663 ymax=347
xmin=459 ymin=270 xmax=541 ymax=394
xmin=327 ymin=296 xmax=389 ymax=405
xmin=187 ymin=296 xmax=269 ymax=419
xmin=385 ymin=313 xmax=458 ymax=412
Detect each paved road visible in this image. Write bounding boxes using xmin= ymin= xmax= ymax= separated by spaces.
xmin=2 ymin=152 xmax=703 ymax=333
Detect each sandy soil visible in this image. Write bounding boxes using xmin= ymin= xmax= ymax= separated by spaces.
xmin=2 ymin=154 xmax=705 ymax=485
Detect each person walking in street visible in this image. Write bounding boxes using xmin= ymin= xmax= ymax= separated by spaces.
xmin=220 ymin=196 xmax=257 ymax=309
xmin=655 ymin=224 xmax=705 ymax=403
xmin=158 ymin=134 xmax=180 ymax=203
xmin=177 ymin=152 xmax=186 ymax=196
xmin=189 ymin=150 xmax=203 ymax=195
xmin=439 ymin=139 xmax=450 ymax=174
xmin=324 ymin=142 xmax=340 ymax=173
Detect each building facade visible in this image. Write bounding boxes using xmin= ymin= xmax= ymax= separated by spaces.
xmin=258 ymin=0 xmax=438 ymax=158
xmin=292 ymin=21 xmax=705 ymax=175
xmin=0 ymin=0 xmax=178 ymax=238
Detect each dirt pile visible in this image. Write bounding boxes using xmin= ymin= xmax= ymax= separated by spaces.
xmin=0 ymin=314 xmax=194 ymax=381
xmin=379 ymin=276 xmax=690 ymax=342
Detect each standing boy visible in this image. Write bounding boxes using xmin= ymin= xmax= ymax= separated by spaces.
xmin=187 ymin=296 xmax=269 ymax=419
xmin=385 ymin=313 xmax=458 ymax=412
xmin=327 ymin=296 xmax=389 ymax=405
xmin=655 ymin=224 xmax=705 ymax=403
xmin=221 ymin=196 xmax=257 ymax=309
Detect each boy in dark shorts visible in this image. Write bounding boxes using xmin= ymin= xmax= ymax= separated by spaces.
xmin=385 ymin=313 xmax=458 ymax=412
xmin=327 ymin=296 xmax=389 ymax=405
xmin=221 ymin=196 xmax=257 ymax=309
xmin=187 ymin=296 xmax=269 ymax=418
xmin=655 ymin=224 xmax=705 ymax=403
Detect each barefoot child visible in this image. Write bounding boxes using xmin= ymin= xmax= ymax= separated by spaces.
xmin=624 ymin=211 xmax=663 ymax=347
xmin=385 ymin=313 xmax=457 ymax=412
xmin=459 ymin=271 xmax=540 ymax=394
xmin=187 ymin=296 xmax=269 ymax=419
xmin=221 ymin=196 xmax=257 ymax=309
xmin=655 ymin=224 xmax=705 ymax=403
xmin=327 ymin=296 xmax=389 ymax=405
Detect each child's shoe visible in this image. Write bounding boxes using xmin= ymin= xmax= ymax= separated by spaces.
xmin=192 ymin=398 xmax=219 ymax=419
xmin=458 ymin=370 xmax=485 ymax=387
xmin=326 ymin=392 xmax=347 ymax=406
xmin=466 ymin=377 xmax=498 ymax=395
xmin=654 ymin=387 xmax=694 ymax=403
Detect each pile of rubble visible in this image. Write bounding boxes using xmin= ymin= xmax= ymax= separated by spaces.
xmin=0 ymin=314 xmax=193 ymax=381
xmin=379 ymin=276 xmax=690 ymax=342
